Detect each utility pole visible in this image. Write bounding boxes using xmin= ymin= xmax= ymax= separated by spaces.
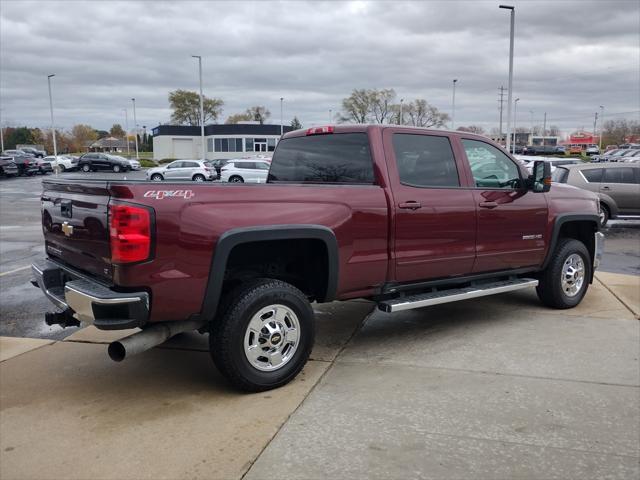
xmin=329 ymin=109 xmax=332 ymax=124
xmin=593 ymin=112 xmax=599 ymax=145
xmin=599 ymin=105 xmax=604 ymax=151
xmin=123 ymin=109 xmax=130 ymax=156
xmin=400 ymin=98 xmax=404 ymax=125
xmin=451 ymin=79 xmax=458 ymax=130
xmin=542 ymin=112 xmax=547 ymax=145
xmin=498 ymin=86 xmax=506 ymax=143
xmin=280 ymin=97 xmax=284 ymax=137
xmin=131 ymin=98 xmax=139 ymax=160
xmin=529 ymin=110 xmax=534 ymax=143
xmin=192 ymin=55 xmax=205 ymax=161
xmin=47 ymin=74 xmax=58 ymax=175
xmin=499 ymin=5 xmax=515 ymax=152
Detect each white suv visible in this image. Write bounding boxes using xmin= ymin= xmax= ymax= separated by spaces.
xmin=220 ymin=159 xmax=271 ymax=183
xmin=146 ymin=160 xmax=215 ymax=181
xmin=43 ymin=155 xmax=78 ymax=173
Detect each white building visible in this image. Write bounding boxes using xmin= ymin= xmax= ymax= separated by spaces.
xmin=151 ymin=122 xmax=294 ymax=160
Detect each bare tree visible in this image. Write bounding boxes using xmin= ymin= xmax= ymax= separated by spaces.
xmin=371 ymin=88 xmax=396 ymax=124
xmin=340 ymin=89 xmax=372 ymax=123
xmin=406 ymin=99 xmax=449 ymax=128
xmin=457 ymin=125 xmax=485 ymax=134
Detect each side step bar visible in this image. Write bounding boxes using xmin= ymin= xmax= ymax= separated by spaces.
xmin=378 ymin=278 xmax=538 ymax=313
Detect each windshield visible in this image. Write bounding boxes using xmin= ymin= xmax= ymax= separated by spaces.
xmin=552 ymin=167 xmax=569 ymax=183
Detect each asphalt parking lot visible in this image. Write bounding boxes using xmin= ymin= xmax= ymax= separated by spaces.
xmin=1 ymin=171 xmax=639 ymax=479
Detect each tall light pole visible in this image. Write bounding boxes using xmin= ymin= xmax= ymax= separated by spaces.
xmin=599 ymin=105 xmax=604 ymax=151
xmin=0 ymin=113 xmax=4 ymax=152
xmin=329 ymin=109 xmax=332 ymax=124
xmin=451 ymin=79 xmax=458 ymax=130
xmin=399 ymin=98 xmax=404 ymax=125
xmin=500 ymin=5 xmax=515 ymax=152
xmin=280 ymin=97 xmax=284 ymax=137
xmin=192 ymin=55 xmax=206 ymax=160
xmin=512 ymin=98 xmax=520 ymax=154
xmin=47 ymin=74 xmax=58 ymax=175
xmin=131 ymin=98 xmax=139 ymax=160
xmin=123 ymin=109 xmax=130 ymax=156
xmin=529 ymin=110 xmax=534 ymax=145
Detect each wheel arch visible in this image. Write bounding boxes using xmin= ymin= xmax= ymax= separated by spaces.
xmin=598 ymin=194 xmax=618 ymax=219
xmin=542 ymin=214 xmax=600 ymax=282
xmin=191 ymin=225 xmax=339 ymax=324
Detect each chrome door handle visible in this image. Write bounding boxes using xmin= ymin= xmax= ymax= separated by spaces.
xmin=601 ymin=186 xmax=611 ymax=190
xmin=399 ymin=201 xmax=422 ymax=210
xmin=479 ymin=201 xmax=498 ymax=209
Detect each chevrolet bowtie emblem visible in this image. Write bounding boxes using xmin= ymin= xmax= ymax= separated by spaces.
xmin=61 ymin=221 xmax=74 ymax=237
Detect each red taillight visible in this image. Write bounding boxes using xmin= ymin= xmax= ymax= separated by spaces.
xmin=109 ymin=204 xmax=152 ymax=263
xmin=306 ymin=126 xmax=334 ymax=135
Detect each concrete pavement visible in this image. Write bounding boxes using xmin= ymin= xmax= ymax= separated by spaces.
xmin=1 ymin=278 xmax=638 ymax=479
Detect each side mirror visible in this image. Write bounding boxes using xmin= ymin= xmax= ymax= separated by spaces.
xmin=530 ymin=160 xmax=551 ymax=192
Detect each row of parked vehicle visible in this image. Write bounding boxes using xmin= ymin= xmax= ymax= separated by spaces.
xmin=145 ymin=157 xmax=272 ymax=183
xmin=1 ymin=149 xmax=56 ymax=177
xmin=591 ymin=146 xmax=640 ymax=163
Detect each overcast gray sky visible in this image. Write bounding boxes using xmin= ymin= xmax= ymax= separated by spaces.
xmin=1 ymin=0 xmax=638 ymax=136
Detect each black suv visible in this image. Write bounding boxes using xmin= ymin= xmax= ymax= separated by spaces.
xmin=78 ymin=153 xmax=131 ymax=173
xmin=2 ymin=150 xmax=40 ymax=176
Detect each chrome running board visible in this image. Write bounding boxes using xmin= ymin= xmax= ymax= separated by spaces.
xmin=378 ymin=278 xmax=539 ymax=313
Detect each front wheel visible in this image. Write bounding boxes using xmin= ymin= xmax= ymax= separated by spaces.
xmin=55 ymin=164 xmax=66 ymax=173
xmin=150 ymin=173 xmax=163 ymax=181
xmin=599 ymin=203 xmax=609 ymax=227
xmin=536 ymin=238 xmax=591 ymax=309
xmin=82 ymin=164 xmax=91 ymax=172
xmin=228 ymin=175 xmax=244 ymax=183
xmin=210 ymin=279 xmax=315 ymax=392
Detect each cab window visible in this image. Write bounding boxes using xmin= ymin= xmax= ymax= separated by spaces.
xmin=392 ymin=134 xmax=459 ymax=188
xmin=462 ymin=139 xmax=521 ymax=189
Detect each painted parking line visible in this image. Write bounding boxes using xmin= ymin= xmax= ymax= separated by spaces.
xmin=0 ymin=265 xmax=31 ymax=277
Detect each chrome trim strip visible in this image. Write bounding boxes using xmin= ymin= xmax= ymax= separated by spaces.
xmin=387 ymin=279 xmax=539 ymax=312
xmin=594 ymin=232 xmax=605 ymax=270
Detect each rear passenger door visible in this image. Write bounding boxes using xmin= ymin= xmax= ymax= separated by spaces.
xmin=383 ymin=130 xmax=476 ymax=283
xmin=601 ymin=167 xmax=640 ymax=213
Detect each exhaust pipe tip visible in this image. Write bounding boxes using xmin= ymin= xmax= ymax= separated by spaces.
xmin=108 ymin=342 xmax=126 ymax=362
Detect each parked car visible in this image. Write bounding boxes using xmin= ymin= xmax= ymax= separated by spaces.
xmin=585 ymin=144 xmax=600 ymax=156
xmin=146 ymin=159 xmax=215 ymax=181
xmin=43 ymin=155 xmax=78 ymax=173
xmin=220 ymin=159 xmax=271 ymax=183
xmin=32 ymin=125 xmax=603 ymax=392
xmin=523 ymin=145 xmax=561 ymax=156
xmin=78 ymin=153 xmax=131 ymax=173
xmin=521 ymin=157 xmax=580 ymax=173
xmin=552 ymin=162 xmax=640 ymax=226
xmin=1 ymin=149 xmax=39 ymax=176
xmin=209 ymin=159 xmax=231 ymax=178
xmin=34 ymin=157 xmax=53 ymax=174
xmin=19 ymin=146 xmax=46 ymax=158
xmin=0 ymin=156 xmax=19 ymax=176
xmin=110 ymin=155 xmax=141 ymax=170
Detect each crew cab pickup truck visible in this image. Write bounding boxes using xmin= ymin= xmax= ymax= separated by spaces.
xmin=32 ymin=125 xmax=604 ymax=391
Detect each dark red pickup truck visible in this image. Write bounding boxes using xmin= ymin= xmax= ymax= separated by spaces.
xmin=32 ymin=125 xmax=604 ymax=391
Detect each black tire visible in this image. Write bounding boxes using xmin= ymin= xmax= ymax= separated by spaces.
xmin=113 ymin=164 xmax=121 ymax=173
xmin=192 ymin=174 xmax=206 ymax=182
xmin=82 ymin=164 xmax=91 ymax=172
xmin=57 ymin=165 xmax=66 ymax=173
xmin=151 ymin=173 xmax=164 ymax=181
xmin=536 ymin=238 xmax=591 ymax=309
xmin=229 ymin=175 xmax=244 ymax=183
xmin=209 ymin=279 xmax=315 ymax=392
xmin=599 ymin=203 xmax=609 ymax=227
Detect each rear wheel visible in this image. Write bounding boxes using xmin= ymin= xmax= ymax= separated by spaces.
xmin=193 ymin=174 xmax=206 ymax=182
xmin=209 ymin=279 xmax=314 ymax=392
xmin=151 ymin=173 xmax=163 ymax=181
xmin=82 ymin=164 xmax=91 ymax=172
xmin=229 ymin=175 xmax=244 ymax=183
xmin=55 ymin=164 xmax=66 ymax=173
xmin=536 ymin=238 xmax=591 ymax=309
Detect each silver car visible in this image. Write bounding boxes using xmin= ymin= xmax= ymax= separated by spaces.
xmin=552 ymin=162 xmax=640 ymax=226
xmin=146 ymin=159 xmax=215 ymax=182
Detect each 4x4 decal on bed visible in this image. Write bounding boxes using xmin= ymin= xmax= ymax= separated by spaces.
xmin=143 ymin=189 xmax=195 ymax=200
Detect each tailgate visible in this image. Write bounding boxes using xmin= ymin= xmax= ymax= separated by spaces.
xmin=42 ymin=179 xmax=113 ymax=281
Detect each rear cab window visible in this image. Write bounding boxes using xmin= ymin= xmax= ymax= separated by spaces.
xmin=268 ymin=133 xmax=374 ymax=184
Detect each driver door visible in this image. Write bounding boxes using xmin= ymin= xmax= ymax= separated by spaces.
xmin=164 ymin=161 xmax=185 ymax=179
xmin=460 ymin=138 xmax=548 ymax=272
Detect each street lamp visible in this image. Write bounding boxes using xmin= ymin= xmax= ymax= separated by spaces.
xmin=280 ymin=97 xmax=284 ymax=137
xmin=329 ymin=109 xmax=332 ymax=124
xmin=451 ymin=80 xmax=458 ymax=129
xmin=123 ymin=108 xmax=130 ymax=156
xmin=47 ymin=74 xmax=58 ymax=174
xmin=192 ymin=55 xmax=205 ymax=161
xmin=131 ymin=98 xmax=139 ymax=160
xmin=512 ymin=98 xmax=520 ymax=154
xmin=500 ymin=5 xmax=515 ymax=152
xmin=399 ymin=98 xmax=404 ymax=125
xmin=599 ymin=105 xmax=604 ymax=151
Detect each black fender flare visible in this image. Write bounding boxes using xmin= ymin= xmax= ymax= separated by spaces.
xmin=191 ymin=225 xmax=339 ymax=323
xmin=541 ymin=213 xmax=600 ymax=277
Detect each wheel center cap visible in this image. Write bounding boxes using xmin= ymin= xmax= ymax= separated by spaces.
xmin=270 ymin=333 xmax=282 ymax=345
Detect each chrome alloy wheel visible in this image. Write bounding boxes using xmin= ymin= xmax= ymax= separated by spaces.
xmin=243 ymin=304 xmax=300 ymax=371
xmin=561 ymin=253 xmax=585 ymax=297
